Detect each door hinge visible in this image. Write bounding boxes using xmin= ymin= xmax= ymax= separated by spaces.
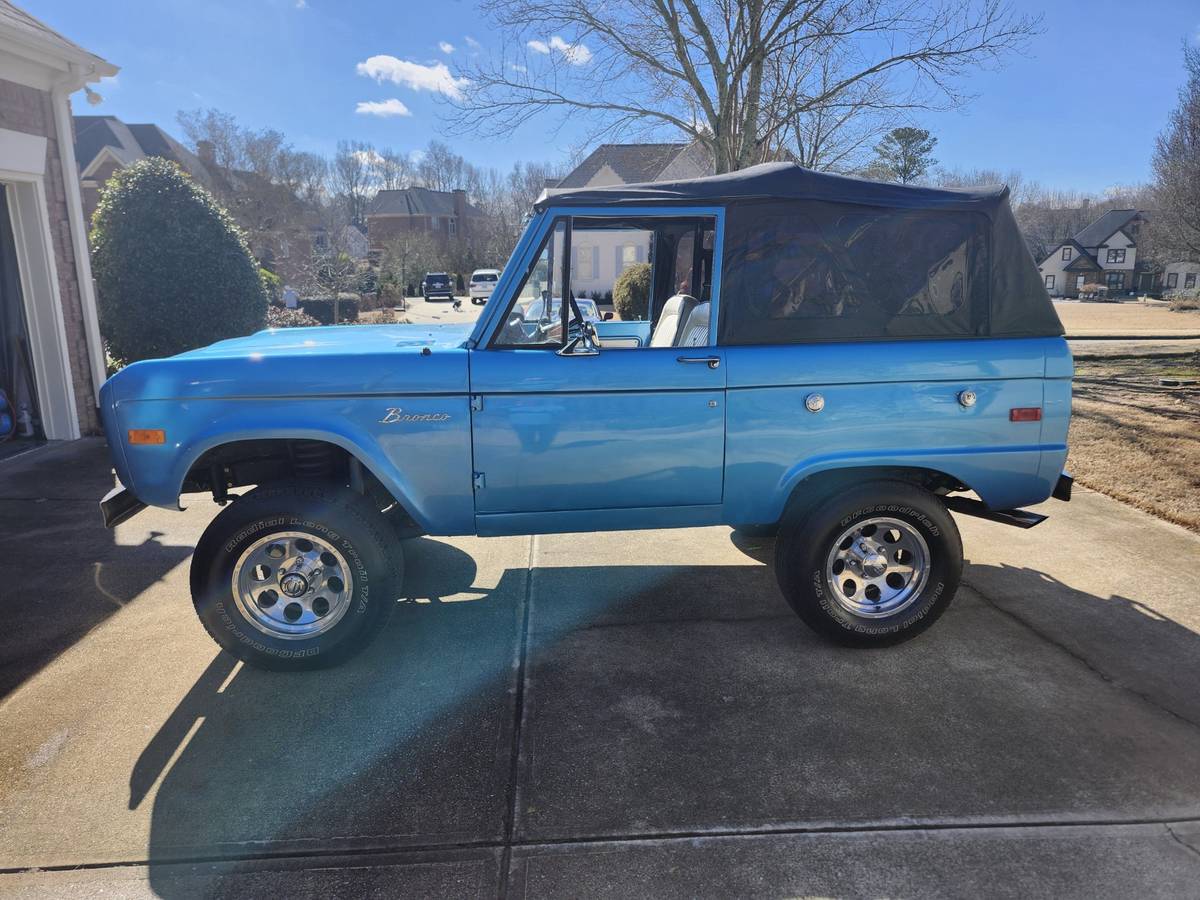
xmin=470 ymin=395 xmax=484 ymax=412
xmin=472 ymin=471 xmax=486 ymax=491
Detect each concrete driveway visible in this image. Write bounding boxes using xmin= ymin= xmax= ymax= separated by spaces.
xmin=1 ymin=440 xmax=1199 ymax=898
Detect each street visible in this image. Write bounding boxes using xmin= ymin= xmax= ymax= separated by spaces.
xmin=0 ymin=440 xmax=1198 ymax=897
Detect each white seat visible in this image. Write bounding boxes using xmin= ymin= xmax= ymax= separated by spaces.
xmin=674 ymin=301 xmax=710 ymax=347
xmin=650 ymin=294 xmax=697 ymax=347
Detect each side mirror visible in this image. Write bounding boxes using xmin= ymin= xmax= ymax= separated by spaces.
xmin=603 ymin=312 xmax=614 ymax=320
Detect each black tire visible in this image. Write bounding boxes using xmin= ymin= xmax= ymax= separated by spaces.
xmin=190 ymin=481 xmax=401 ymax=670
xmin=774 ymin=480 xmax=961 ymax=647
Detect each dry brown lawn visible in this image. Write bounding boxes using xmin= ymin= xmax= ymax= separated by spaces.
xmin=1054 ymin=300 xmax=1200 ymax=335
xmin=1069 ymin=352 xmax=1200 ymax=532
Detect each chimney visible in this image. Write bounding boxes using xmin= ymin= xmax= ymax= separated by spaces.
xmin=196 ymin=140 xmax=216 ymax=167
xmin=452 ymin=188 xmax=466 ymax=236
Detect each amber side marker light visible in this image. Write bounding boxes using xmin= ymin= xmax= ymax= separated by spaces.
xmin=128 ymin=429 xmax=166 ymax=445
xmin=1009 ymin=408 xmax=1042 ymax=422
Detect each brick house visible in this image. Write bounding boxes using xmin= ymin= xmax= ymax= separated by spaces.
xmin=366 ymin=186 xmax=483 ymax=252
xmin=73 ymin=114 xmax=212 ymax=223
xmin=0 ymin=1 xmax=114 ymax=443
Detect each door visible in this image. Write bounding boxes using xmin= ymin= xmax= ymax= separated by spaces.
xmin=469 ymin=212 xmax=726 ymax=516
xmin=470 ymin=349 xmax=725 ymax=513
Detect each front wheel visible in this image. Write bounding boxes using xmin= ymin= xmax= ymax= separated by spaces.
xmin=774 ymin=481 xmax=961 ymax=647
xmin=190 ymin=482 xmax=401 ymax=670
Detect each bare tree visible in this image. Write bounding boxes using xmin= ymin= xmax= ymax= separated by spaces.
xmin=331 ymin=140 xmax=376 ymax=226
xmin=1153 ymin=44 xmax=1200 ymax=260
xmin=375 ymin=147 xmax=411 ymax=191
xmin=416 ymin=140 xmax=468 ymax=191
xmin=455 ymin=0 xmax=1038 ymax=173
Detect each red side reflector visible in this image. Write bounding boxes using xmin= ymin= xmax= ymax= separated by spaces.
xmin=128 ymin=429 xmax=165 ymax=445
xmin=1009 ymin=408 xmax=1042 ymax=422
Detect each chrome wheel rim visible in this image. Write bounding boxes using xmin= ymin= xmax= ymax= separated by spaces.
xmin=825 ymin=517 xmax=930 ymax=619
xmin=232 ymin=531 xmax=353 ymax=639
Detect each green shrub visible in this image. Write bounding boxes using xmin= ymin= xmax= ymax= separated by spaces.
xmin=613 ymin=262 xmax=652 ymax=320
xmin=301 ymin=297 xmax=360 ymax=324
xmin=260 ymin=267 xmax=282 ymax=305
xmin=91 ymin=157 xmax=267 ymax=364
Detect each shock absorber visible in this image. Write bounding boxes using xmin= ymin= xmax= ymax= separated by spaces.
xmin=292 ymin=441 xmax=333 ymax=479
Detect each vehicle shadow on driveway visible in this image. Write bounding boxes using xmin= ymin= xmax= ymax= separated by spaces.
xmin=129 ymin=543 xmax=1200 ymax=897
xmin=0 ymin=440 xmax=196 ymax=700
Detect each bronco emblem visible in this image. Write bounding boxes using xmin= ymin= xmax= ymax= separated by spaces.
xmin=379 ymin=407 xmax=451 ymax=424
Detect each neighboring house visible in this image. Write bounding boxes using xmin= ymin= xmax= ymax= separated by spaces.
xmin=366 ymin=187 xmax=484 ymax=251
xmin=1036 ymin=209 xmax=1149 ymax=298
xmin=0 ymin=0 xmax=114 ymax=442
xmin=553 ymin=141 xmax=713 ymax=190
xmin=73 ymin=115 xmax=212 ymax=222
xmin=1162 ymin=260 xmax=1200 ymax=293
xmin=551 ymin=142 xmax=714 ymax=296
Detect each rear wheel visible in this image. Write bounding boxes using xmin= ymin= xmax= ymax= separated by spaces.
xmin=190 ymin=481 xmax=401 ymax=670
xmin=774 ymin=481 xmax=961 ymax=647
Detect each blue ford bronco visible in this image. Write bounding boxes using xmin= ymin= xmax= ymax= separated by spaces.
xmin=99 ymin=163 xmax=1072 ymax=669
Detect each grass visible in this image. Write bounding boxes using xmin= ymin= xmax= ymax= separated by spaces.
xmin=1053 ymin=299 xmax=1200 ymax=335
xmin=1069 ymin=352 xmax=1200 ymax=532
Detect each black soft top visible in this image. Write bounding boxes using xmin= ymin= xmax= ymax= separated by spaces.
xmin=537 ymin=161 xmax=1007 ymax=215
xmin=538 ymin=161 xmax=1062 ymax=341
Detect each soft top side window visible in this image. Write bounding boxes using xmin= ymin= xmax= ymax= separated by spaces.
xmin=718 ymin=201 xmax=989 ymax=345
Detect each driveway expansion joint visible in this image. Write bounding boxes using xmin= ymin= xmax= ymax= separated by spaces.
xmin=1166 ymin=823 xmax=1200 ymax=861
xmin=962 ymin=578 xmax=1200 ymax=735
xmin=6 ymin=815 xmax=1200 ymax=877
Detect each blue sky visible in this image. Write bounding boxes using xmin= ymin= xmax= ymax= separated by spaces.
xmin=30 ymin=0 xmax=1200 ymax=193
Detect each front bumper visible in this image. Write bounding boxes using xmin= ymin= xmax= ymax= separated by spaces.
xmin=100 ymin=484 xmax=147 ymax=528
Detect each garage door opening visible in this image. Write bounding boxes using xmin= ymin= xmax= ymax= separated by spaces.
xmin=0 ymin=184 xmax=46 ymax=458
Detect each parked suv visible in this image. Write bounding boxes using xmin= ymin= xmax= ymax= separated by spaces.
xmin=468 ymin=268 xmax=500 ymax=304
xmin=99 ymin=163 xmax=1071 ymax=670
xmin=421 ymin=272 xmax=453 ymax=301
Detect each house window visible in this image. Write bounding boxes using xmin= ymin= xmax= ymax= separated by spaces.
xmin=1075 ymin=275 xmax=1085 ymax=291
xmin=619 ymin=243 xmax=639 ymax=273
xmin=279 ymin=239 xmax=290 ymax=259
xmin=1061 ymin=246 xmax=1072 ymax=261
xmin=1044 ymin=274 xmax=1055 ymax=290
xmin=1106 ymin=272 xmax=1124 ymax=290
xmin=1106 ymin=248 xmax=1126 ymax=264
xmin=1187 ymin=273 xmax=1198 ymax=289
xmin=448 ymin=217 xmax=457 ymax=237
xmin=1166 ymin=273 xmax=1178 ymax=289
xmin=574 ymin=244 xmax=596 ymax=280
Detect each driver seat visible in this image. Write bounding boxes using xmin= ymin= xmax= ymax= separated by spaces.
xmin=649 ymin=294 xmax=697 ymax=347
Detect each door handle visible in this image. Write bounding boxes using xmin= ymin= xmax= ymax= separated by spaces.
xmin=676 ymin=356 xmax=720 ymax=369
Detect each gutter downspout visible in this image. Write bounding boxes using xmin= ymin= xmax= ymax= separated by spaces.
xmin=52 ymin=64 xmax=107 ymax=410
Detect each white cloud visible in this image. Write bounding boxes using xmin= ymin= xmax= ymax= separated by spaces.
xmin=438 ymin=40 xmax=455 ymax=54
xmin=509 ymin=63 xmax=527 ymax=73
xmin=354 ymin=98 xmax=412 ymax=118
xmin=550 ymin=35 xmax=592 ymax=65
xmin=355 ymin=55 xmax=470 ymax=100
xmin=464 ymin=35 xmax=482 ymax=49
xmin=527 ymin=36 xmax=592 ymax=65
xmin=294 ymin=0 xmax=306 ymax=7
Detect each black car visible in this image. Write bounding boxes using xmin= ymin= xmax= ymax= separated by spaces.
xmin=422 ymin=272 xmax=454 ymax=301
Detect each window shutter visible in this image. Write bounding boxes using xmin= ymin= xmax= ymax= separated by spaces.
xmin=615 ymin=246 xmax=623 ymax=277
xmin=592 ymin=246 xmax=599 ymax=281
xmin=636 ymin=244 xmax=645 ymax=263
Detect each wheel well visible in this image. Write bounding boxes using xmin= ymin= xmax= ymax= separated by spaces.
xmin=781 ymin=466 xmax=967 ymax=523
xmin=183 ymin=439 xmax=418 ymax=529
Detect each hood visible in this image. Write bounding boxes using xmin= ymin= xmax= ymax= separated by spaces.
xmin=107 ymin=324 xmax=472 ymax=403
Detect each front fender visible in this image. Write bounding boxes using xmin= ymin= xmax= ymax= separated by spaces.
xmin=117 ymin=395 xmax=475 ymax=535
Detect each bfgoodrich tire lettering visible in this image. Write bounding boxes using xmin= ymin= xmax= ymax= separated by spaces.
xmin=774 ymin=481 xmax=962 ymax=647
xmin=190 ymin=482 xmax=400 ymax=670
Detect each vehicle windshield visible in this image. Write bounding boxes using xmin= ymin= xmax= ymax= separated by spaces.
xmin=472 ymin=272 xmax=498 ymax=282
xmin=525 ymin=297 xmax=599 ymax=320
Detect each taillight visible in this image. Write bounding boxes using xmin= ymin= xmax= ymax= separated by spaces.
xmin=1009 ymin=407 xmax=1042 ymax=422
